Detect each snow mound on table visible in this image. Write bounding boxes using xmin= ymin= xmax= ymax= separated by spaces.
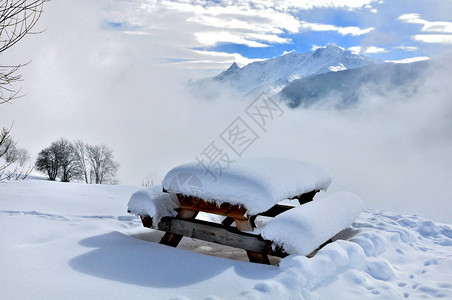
xmin=127 ymin=184 xmax=178 ymax=228
xmin=261 ymin=191 xmax=364 ymax=255
xmin=162 ymin=158 xmax=332 ymax=215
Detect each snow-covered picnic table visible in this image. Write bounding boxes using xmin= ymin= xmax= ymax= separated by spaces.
xmin=128 ymin=158 xmax=363 ymax=264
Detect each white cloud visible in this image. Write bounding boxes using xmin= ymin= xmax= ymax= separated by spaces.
xmin=395 ymin=46 xmax=418 ymax=51
xmin=412 ymin=34 xmax=452 ymax=44
xmin=164 ymin=0 xmax=377 ymax=12
xmin=398 ymin=13 xmax=452 ymax=33
xmin=385 ymin=56 xmax=430 ymax=63
xmin=300 ymin=21 xmax=374 ymax=36
xmin=194 ymin=31 xmax=293 ymax=48
xmin=349 ymin=45 xmax=387 ymax=54
xmin=186 ymin=9 xmax=301 ymax=34
xmin=183 ymin=50 xmax=265 ymax=69
xmin=195 ymin=31 xmax=269 ymax=48
xmin=106 ymin=0 xmax=376 ymax=50
xmin=398 ymin=13 xmax=425 ymax=25
xmin=365 ymin=46 xmax=388 ymax=53
xmin=364 ymin=4 xmax=377 ymax=13
xmin=398 ymin=13 xmax=452 ymax=45
xmin=271 ymin=0 xmax=377 ymax=10
xmin=349 ymin=46 xmax=361 ymax=54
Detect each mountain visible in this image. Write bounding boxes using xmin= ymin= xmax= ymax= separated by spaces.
xmin=192 ymin=44 xmax=377 ymax=96
xmin=277 ymin=60 xmax=431 ymax=109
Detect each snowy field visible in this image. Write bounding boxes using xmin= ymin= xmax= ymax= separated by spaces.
xmin=1 ymin=180 xmax=451 ymax=299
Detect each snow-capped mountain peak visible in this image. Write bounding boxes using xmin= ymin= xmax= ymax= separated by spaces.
xmin=195 ymin=44 xmax=377 ymax=96
xmin=312 ymin=44 xmax=346 ymax=57
xmin=214 ymin=61 xmax=240 ymax=81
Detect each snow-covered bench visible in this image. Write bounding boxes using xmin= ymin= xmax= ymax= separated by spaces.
xmin=128 ymin=158 xmax=363 ymax=264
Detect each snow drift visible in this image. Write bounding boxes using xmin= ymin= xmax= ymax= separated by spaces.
xmin=1 ymin=180 xmax=451 ymax=299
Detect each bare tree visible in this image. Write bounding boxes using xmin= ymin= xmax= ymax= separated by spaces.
xmin=35 ymin=138 xmax=80 ymax=182
xmin=1 ymin=0 xmax=48 ymax=104
xmin=0 ymin=2 xmax=48 ymax=180
xmin=35 ymin=146 xmax=58 ymax=180
xmin=0 ymin=125 xmax=33 ymax=180
xmin=53 ymin=138 xmax=79 ymax=182
xmin=86 ymin=144 xmax=119 ymax=184
xmin=35 ymin=139 xmax=120 ymax=184
xmin=0 ymin=125 xmax=17 ymax=178
xmin=73 ymin=140 xmax=89 ymax=183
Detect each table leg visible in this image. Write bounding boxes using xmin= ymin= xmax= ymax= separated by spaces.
xmin=221 ymin=216 xmax=235 ymax=226
xmin=234 ymin=218 xmax=270 ymax=265
xmin=160 ymin=208 xmax=198 ymax=247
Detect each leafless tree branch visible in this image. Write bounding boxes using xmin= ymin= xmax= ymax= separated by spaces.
xmin=0 ymin=0 xmax=48 ymax=104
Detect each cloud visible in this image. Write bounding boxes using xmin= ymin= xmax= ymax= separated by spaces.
xmin=98 ymin=0 xmax=379 ymax=70
xmin=300 ymin=21 xmax=374 ymax=36
xmin=395 ymin=46 xmax=418 ymax=51
xmin=398 ymin=13 xmax=452 ymax=45
xmin=385 ymin=56 xmax=430 ymax=63
xmin=157 ymin=1 xmax=376 ymax=48
xmin=349 ymin=45 xmax=387 ymax=54
xmin=364 ymin=4 xmax=378 ymax=14
xmin=150 ymin=1 xmax=302 ymax=49
xmin=412 ymin=34 xmax=452 ymax=44
xmin=194 ymin=31 xmax=293 ymax=48
xmin=186 ymin=10 xmax=300 ymax=34
xmin=109 ymin=1 xmax=378 ymax=42
xmin=398 ymin=13 xmax=452 ymax=33
xmin=174 ymin=50 xmax=265 ymax=69
xmin=163 ymin=0 xmax=378 ymax=12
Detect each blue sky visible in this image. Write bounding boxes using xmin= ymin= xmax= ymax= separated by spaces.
xmin=103 ymin=0 xmax=452 ymax=70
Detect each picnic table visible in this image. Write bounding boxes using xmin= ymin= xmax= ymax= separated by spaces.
xmin=128 ymin=158 xmax=363 ymax=264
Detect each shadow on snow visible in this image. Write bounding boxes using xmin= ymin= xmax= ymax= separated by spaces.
xmin=69 ymin=231 xmax=280 ymax=288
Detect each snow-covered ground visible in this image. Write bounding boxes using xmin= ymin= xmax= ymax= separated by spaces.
xmin=1 ymin=180 xmax=451 ymax=299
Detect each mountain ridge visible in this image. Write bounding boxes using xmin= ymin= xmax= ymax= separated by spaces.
xmin=277 ymin=60 xmax=431 ymax=108
xmin=194 ymin=44 xmax=378 ymax=96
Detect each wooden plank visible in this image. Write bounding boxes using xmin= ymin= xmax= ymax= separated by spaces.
xmin=234 ymin=218 xmax=254 ymax=231
xmin=159 ymin=208 xmax=198 ymax=247
xmin=157 ymin=217 xmax=287 ymax=258
xmin=178 ymin=195 xmax=248 ymax=220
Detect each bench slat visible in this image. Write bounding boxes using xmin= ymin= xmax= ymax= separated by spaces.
xmin=156 ymin=217 xmax=287 ymax=258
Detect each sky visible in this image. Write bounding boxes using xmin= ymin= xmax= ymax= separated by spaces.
xmin=98 ymin=0 xmax=452 ymax=71
xmin=1 ymin=0 xmax=452 ymax=222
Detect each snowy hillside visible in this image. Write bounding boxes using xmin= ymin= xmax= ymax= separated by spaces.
xmin=278 ymin=60 xmax=431 ymax=108
xmin=1 ymin=180 xmax=451 ymax=299
xmin=193 ymin=44 xmax=377 ymax=96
